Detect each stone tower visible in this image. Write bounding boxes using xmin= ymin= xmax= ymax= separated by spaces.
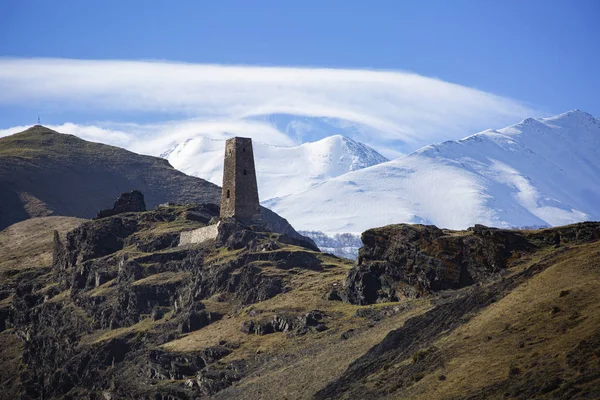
xmin=220 ymin=137 xmax=261 ymax=220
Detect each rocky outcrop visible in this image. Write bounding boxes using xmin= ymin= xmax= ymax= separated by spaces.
xmin=52 ymin=216 xmax=138 ymax=290
xmin=344 ymin=224 xmax=532 ymax=304
xmin=343 ymin=222 xmax=600 ymax=305
xmin=241 ymin=310 xmax=328 ymax=336
xmin=95 ymin=190 xmax=146 ymax=219
xmin=216 ymin=217 xmax=319 ymax=252
xmin=526 ymin=221 xmax=600 ymax=245
xmin=4 ymin=202 xmax=331 ymax=399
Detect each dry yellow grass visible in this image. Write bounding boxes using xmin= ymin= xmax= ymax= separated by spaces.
xmin=131 ymin=271 xmax=191 ymax=286
xmin=84 ymin=317 xmax=158 ymax=345
xmin=397 ymin=242 xmax=600 ymax=400
xmin=87 ymin=279 xmax=117 ymax=297
xmin=161 ymin=248 xmax=434 ymax=399
xmin=0 ymin=216 xmax=85 ymax=272
xmin=213 ymin=303 xmax=432 ymax=400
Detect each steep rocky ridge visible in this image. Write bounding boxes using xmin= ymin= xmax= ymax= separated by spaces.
xmin=343 ymin=222 xmax=600 ymax=304
xmin=0 ymin=216 xmax=86 ymax=398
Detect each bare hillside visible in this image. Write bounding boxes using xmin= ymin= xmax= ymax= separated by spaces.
xmin=0 ymin=125 xmax=220 ymax=230
xmin=1 ymin=206 xmax=598 ymax=399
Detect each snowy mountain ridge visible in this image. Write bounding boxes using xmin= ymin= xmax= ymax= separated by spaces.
xmin=265 ymin=110 xmax=600 ymax=234
xmin=163 ymin=134 xmax=388 ymax=200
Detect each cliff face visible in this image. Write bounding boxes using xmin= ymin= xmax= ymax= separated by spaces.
xmin=343 ymin=223 xmax=600 ymax=305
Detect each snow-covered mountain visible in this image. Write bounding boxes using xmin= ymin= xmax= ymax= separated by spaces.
xmin=163 ymin=134 xmax=388 ymax=200
xmin=265 ymin=110 xmax=600 ymax=233
xmin=299 ymin=231 xmax=362 ymax=259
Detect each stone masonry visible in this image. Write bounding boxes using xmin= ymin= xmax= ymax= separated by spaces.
xmin=179 ymin=137 xmax=261 ymax=246
xmin=220 ymin=137 xmax=260 ymax=220
xmin=179 ymin=222 xmax=221 ymax=246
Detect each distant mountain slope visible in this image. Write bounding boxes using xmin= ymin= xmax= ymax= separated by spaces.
xmin=163 ymin=134 xmax=388 ymax=200
xmin=0 ymin=216 xmax=85 ymax=274
xmin=0 ymin=126 xmax=305 ymax=240
xmin=266 ymin=110 xmax=600 ymax=233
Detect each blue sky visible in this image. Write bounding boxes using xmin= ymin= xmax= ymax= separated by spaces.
xmin=0 ymin=0 xmax=598 ymax=157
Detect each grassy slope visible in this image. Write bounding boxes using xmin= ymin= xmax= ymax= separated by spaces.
xmin=0 ymin=216 xmax=85 ymax=273
xmin=209 ymin=231 xmax=600 ymax=399
xmin=410 ymin=242 xmax=600 ymax=399
xmin=314 ymin=239 xmax=600 ymax=400
xmin=0 ymin=125 xmax=221 ymax=230
xmin=0 ymin=216 xmax=86 ymax=311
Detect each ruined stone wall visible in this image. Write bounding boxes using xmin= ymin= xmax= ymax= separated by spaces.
xmin=220 ymin=137 xmax=260 ymax=219
xmin=179 ymin=223 xmax=220 ymax=246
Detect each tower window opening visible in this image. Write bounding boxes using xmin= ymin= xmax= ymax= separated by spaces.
xmin=226 ymin=189 xmax=230 ymax=199
xmin=243 ymin=169 xmax=247 ymax=176
xmin=243 ymin=148 xmax=246 ymax=152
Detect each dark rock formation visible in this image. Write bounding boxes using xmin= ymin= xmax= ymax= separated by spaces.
xmin=132 ymin=231 xmax=180 ymax=252
xmin=95 ymin=190 xmax=146 ymax=219
xmin=144 ymin=346 xmax=231 ymax=381
xmin=217 ymin=218 xmax=319 ymax=252
xmin=180 ymin=309 xmax=221 ymax=333
xmin=52 ymin=216 xmax=138 ymax=289
xmin=241 ymin=310 xmax=327 ymax=336
xmin=526 ymin=221 xmax=600 ymax=245
xmin=343 ymin=223 xmax=536 ymax=304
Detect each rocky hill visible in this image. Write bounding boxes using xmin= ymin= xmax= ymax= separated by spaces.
xmin=1 ymin=201 xmax=598 ymax=399
xmin=0 ymin=125 xmax=306 ymax=243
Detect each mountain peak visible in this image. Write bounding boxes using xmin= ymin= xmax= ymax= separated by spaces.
xmin=560 ymin=109 xmax=592 ymax=117
xmin=544 ymin=109 xmax=598 ymax=124
xmin=312 ymin=134 xmax=355 ymax=145
xmin=15 ymin=125 xmax=60 ymax=136
xmin=164 ymin=133 xmax=388 ymax=201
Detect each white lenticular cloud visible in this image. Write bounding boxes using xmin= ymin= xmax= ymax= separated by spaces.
xmin=0 ymin=57 xmax=537 ymax=154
